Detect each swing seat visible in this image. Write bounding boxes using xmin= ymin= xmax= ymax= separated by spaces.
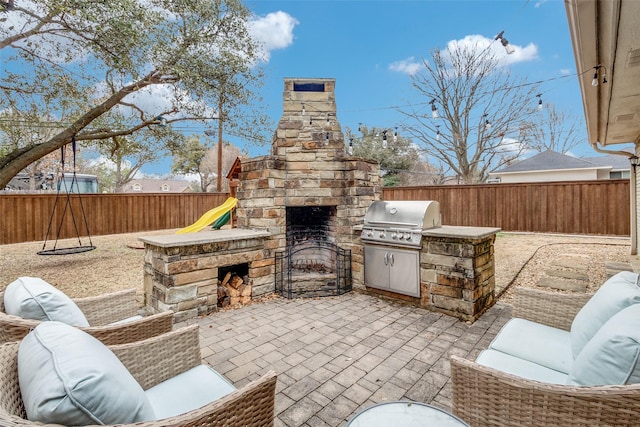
xmin=0 ymin=277 xmax=173 ymax=345
xmin=37 ymin=245 xmax=96 ymax=256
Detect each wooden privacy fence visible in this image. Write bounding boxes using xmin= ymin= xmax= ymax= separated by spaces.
xmin=1 ymin=193 xmax=229 ymax=245
xmin=382 ymin=179 xmax=630 ymax=236
xmin=0 ymin=180 xmax=631 ymax=245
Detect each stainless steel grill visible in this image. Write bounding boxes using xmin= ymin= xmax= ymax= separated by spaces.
xmin=362 ymin=200 xmax=441 ymax=298
xmin=362 ymin=200 xmax=441 ymax=249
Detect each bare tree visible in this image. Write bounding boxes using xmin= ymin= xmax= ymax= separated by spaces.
xmin=396 ymin=162 xmax=447 ymax=186
xmin=399 ymin=43 xmax=539 ymax=183
xmin=172 ymin=135 xmax=243 ymax=192
xmin=519 ymin=103 xmax=585 ymax=154
xmin=200 ymin=141 xmax=243 ymax=192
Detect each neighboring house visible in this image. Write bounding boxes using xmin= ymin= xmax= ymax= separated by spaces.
xmin=488 ymin=150 xmax=631 ymax=183
xmin=122 ymin=179 xmax=192 ymax=193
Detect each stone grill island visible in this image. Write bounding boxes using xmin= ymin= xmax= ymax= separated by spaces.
xmin=140 ymin=78 xmax=499 ymax=323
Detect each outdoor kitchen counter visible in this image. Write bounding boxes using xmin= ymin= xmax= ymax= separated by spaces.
xmin=422 ymin=225 xmax=501 ymax=239
xmin=420 ymin=225 xmax=500 ymax=322
xmin=138 ymin=228 xmax=271 ymax=248
xmin=140 ymin=228 xmax=273 ymax=322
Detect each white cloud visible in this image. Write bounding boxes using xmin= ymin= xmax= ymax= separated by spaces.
xmin=446 ymin=34 xmax=538 ymax=66
xmin=496 ymin=137 xmax=525 ymax=155
xmin=388 ymin=57 xmax=424 ymax=76
xmin=535 ymin=0 xmax=550 ymax=8
xmin=390 ymin=34 xmax=538 ymax=76
xmin=560 ymin=68 xmax=572 ymax=76
xmin=249 ymin=11 xmax=299 ymax=62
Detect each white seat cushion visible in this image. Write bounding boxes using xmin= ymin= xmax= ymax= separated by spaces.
xmin=18 ymin=321 xmax=155 ymax=425
xmin=109 ymin=314 xmax=143 ymax=325
xmin=4 ymin=277 xmax=89 ymax=326
xmin=571 ymin=271 xmax=640 ymax=358
xmin=145 ymin=364 xmax=236 ymax=420
xmin=489 ymin=318 xmax=573 ymax=374
xmin=568 ymin=304 xmax=640 ymax=386
xmin=476 ymin=349 xmax=568 ymax=385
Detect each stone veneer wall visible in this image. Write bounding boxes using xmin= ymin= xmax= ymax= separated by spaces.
xmin=419 ymin=233 xmax=496 ymax=322
xmin=142 ymin=232 xmax=271 ymax=323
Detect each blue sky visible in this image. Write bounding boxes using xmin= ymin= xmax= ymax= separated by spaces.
xmin=161 ymin=0 xmax=594 ymax=176
xmin=0 ymin=0 xmax=597 ymax=176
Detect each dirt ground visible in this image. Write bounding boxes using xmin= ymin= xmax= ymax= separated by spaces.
xmin=0 ymin=230 xmax=633 ymax=303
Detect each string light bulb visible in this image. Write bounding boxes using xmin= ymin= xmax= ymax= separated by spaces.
xmin=536 ymin=94 xmax=543 ymax=111
xmin=495 ymin=31 xmax=515 ymax=55
xmin=382 ymin=130 xmax=388 ymax=149
xmin=393 ymin=127 xmax=398 ymax=143
xmin=325 ymin=132 xmax=330 ymax=145
xmin=435 ymin=125 xmax=441 ymax=142
xmin=358 ymin=122 xmax=363 ymax=133
xmin=482 ymin=114 xmax=491 ymax=130
xmin=591 ymin=65 xmax=607 ymax=87
xmin=348 ymin=138 xmax=354 ymax=155
xmin=430 ymin=99 xmax=439 ymax=119
xmin=301 ymin=103 xmax=305 ymax=115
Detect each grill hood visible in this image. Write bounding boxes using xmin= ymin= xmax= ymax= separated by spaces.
xmin=364 ymin=201 xmax=441 ymax=230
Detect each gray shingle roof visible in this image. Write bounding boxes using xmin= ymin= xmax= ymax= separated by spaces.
xmin=494 ymin=150 xmax=614 ymax=173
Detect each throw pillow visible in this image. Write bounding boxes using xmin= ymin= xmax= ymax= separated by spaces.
xmin=568 ymin=304 xmax=640 ymax=386
xmin=570 ymin=271 xmax=640 ymax=358
xmin=18 ymin=321 xmax=156 ymax=425
xmin=4 ymin=277 xmax=89 ymax=326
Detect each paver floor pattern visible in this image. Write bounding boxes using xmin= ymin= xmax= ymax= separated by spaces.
xmin=187 ymin=293 xmax=512 ymax=427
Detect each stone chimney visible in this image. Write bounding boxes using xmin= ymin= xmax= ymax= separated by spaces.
xmin=272 ymin=78 xmax=345 ymax=158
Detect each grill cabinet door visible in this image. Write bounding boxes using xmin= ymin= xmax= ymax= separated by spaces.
xmin=388 ymin=248 xmax=420 ymax=297
xmin=364 ymin=245 xmax=390 ymax=291
xmin=364 ymin=245 xmax=420 ymax=297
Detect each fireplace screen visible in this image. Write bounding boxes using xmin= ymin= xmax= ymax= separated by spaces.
xmin=275 ymin=240 xmax=351 ymax=299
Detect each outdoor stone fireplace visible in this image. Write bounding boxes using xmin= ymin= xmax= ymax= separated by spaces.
xmin=235 ymin=78 xmax=381 ymax=296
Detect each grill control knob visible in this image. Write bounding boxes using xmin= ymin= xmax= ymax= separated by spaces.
xmin=379 ymin=232 xmax=385 ymax=238
xmin=391 ymin=232 xmax=397 ymax=239
xmin=405 ymin=233 xmax=412 ymax=240
xmin=367 ymin=230 xmax=373 ymax=237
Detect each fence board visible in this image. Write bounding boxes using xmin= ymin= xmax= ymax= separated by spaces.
xmin=382 ymin=180 xmax=630 ymax=236
xmin=0 ymin=193 xmax=229 ymax=245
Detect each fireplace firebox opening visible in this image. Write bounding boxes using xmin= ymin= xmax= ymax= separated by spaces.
xmin=286 ymin=206 xmax=336 ymax=247
xmin=277 ymin=206 xmax=351 ymax=298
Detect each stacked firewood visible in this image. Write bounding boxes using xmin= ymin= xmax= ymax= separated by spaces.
xmin=217 ymin=272 xmax=252 ymax=308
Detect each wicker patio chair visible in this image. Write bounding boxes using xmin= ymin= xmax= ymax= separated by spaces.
xmin=0 ymin=324 xmax=277 ymax=427
xmin=0 ymin=288 xmax=174 ymax=345
xmin=450 ymin=286 xmax=640 ymax=427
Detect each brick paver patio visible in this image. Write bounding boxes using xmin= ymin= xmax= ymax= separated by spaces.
xmin=183 ymin=293 xmax=512 ymax=426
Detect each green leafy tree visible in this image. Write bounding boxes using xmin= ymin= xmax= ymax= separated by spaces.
xmin=0 ymin=0 xmax=265 ymax=189
xmin=349 ymin=125 xmax=420 ymax=187
xmin=172 ymin=134 xmax=243 ymax=192
xmin=171 ymin=136 xmax=211 ymax=192
xmin=0 ymin=107 xmax=62 ymax=190
xmin=399 ymin=42 xmax=539 ymax=183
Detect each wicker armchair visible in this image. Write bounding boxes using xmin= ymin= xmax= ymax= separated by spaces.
xmin=0 ymin=324 xmax=277 ymax=427
xmin=0 ymin=288 xmax=173 ymax=345
xmin=451 ymin=287 xmax=640 ymax=427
